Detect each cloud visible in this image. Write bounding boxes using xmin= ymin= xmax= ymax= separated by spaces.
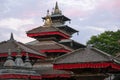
xmin=71 ymin=25 xmax=105 ymax=44
xmin=58 ymin=0 xmax=98 ymax=11
xmin=0 ymin=0 xmax=120 ymax=44
xmin=0 ymin=18 xmax=34 ymax=30
xmin=72 ymin=24 xmax=106 ymax=32
xmin=84 ymin=26 xmax=105 ymax=32
xmin=98 ymin=0 xmax=120 ymax=10
xmin=14 ymin=33 xmax=35 ymax=43
xmin=106 ymin=26 xmax=120 ymax=31
xmin=96 ymin=0 xmax=120 ymax=18
xmin=57 ymin=0 xmax=100 ymax=18
xmin=0 ymin=17 xmax=36 ymax=43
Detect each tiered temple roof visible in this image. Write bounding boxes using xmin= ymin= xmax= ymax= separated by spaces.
xmin=26 ymin=2 xmax=85 ymax=60
xmin=25 ymin=2 xmax=86 ymax=80
xmin=27 ymin=40 xmax=73 ymax=53
xmin=27 ymin=25 xmax=71 ymax=40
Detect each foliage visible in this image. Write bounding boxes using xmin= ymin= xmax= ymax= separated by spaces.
xmin=87 ymin=30 xmax=120 ymax=55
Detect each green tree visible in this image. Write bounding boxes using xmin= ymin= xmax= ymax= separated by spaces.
xmin=87 ymin=30 xmax=120 ymax=55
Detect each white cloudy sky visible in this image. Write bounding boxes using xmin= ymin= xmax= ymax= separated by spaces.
xmin=0 ymin=0 xmax=120 ymax=44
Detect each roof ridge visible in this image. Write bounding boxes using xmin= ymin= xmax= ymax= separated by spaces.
xmin=54 ymin=47 xmax=116 ymax=64
xmin=16 ymin=42 xmax=46 ymax=57
xmin=92 ymin=47 xmax=113 ymax=59
xmin=0 ymin=41 xmax=7 ymax=45
xmin=53 ymin=26 xmax=71 ymax=37
xmin=54 ymin=48 xmax=84 ymax=63
xmin=26 ymin=26 xmax=41 ymax=33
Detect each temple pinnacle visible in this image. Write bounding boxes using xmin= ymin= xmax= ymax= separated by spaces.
xmin=55 ymin=1 xmax=59 ymax=10
xmin=53 ymin=2 xmax=61 ymax=15
xmin=10 ymin=33 xmax=14 ymax=41
xmin=44 ymin=10 xmax=52 ymax=27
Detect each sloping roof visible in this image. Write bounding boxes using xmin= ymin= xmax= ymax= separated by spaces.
xmin=55 ymin=25 xmax=78 ymax=34
xmin=26 ymin=40 xmax=73 ymax=51
xmin=59 ymin=39 xmax=86 ymax=50
xmin=42 ymin=14 xmax=70 ymax=21
xmin=27 ymin=26 xmax=57 ymax=34
xmin=54 ymin=47 xmax=114 ymax=64
xmin=0 ymin=34 xmax=46 ymax=58
xmin=26 ymin=26 xmax=70 ymax=37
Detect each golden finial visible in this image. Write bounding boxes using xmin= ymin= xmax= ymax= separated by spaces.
xmin=44 ymin=10 xmax=52 ymax=27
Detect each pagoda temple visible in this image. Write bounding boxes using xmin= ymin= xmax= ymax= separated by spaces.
xmin=0 ymin=2 xmax=120 ymax=80
xmin=26 ymin=2 xmax=86 ymax=80
xmin=26 ymin=1 xmax=85 ymax=69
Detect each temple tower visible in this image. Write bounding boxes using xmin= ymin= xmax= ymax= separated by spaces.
xmin=26 ymin=2 xmax=85 ymax=61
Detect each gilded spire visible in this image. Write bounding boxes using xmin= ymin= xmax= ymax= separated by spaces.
xmin=53 ymin=2 xmax=61 ymax=15
xmin=44 ymin=10 xmax=52 ymax=27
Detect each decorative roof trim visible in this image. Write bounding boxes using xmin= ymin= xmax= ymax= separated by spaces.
xmin=54 ymin=62 xmax=120 ymax=70
xmin=27 ymin=31 xmax=70 ymax=39
xmin=40 ymin=49 xmax=71 ymax=53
